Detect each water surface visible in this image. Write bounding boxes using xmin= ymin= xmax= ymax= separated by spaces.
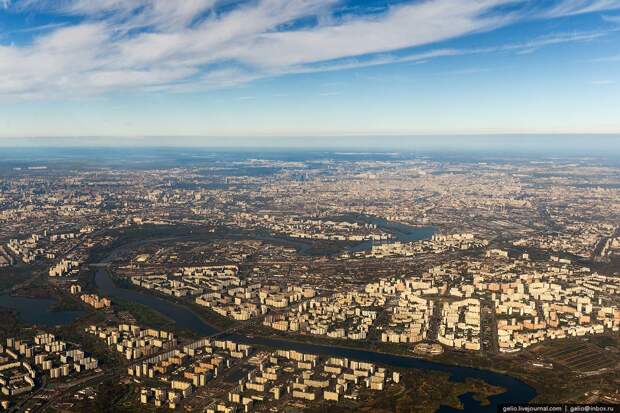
xmin=95 ymin=265 xmax=536 ymax=412
xmin=0 ymin=294 xmax=84 ymax=326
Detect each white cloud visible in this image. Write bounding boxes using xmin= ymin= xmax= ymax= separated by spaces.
xmin=18 ymin=0 xmax=219 ymax=31
xmin=0 ymin=0 xmax=619 ymax=100
xmin=542 ymin=0 xmax=620 ymax=17
xmin=281 ymin=31 xmax=606 ymax=74
xmin=222 ymin=0 xmax=514 ymax=68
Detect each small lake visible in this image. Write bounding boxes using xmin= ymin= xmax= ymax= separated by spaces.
xmin=0 ymin=294 xmax=84 ymax=327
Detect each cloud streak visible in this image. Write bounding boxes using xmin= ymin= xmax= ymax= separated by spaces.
xmin=541 ymin=0 xmax=620 ymax=17
xmin=602 ymin=13 xmax=620 ymax=22
xmin=0 ymin=0 xmax=618 ymax=100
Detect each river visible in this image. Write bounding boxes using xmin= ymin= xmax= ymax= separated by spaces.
xmin=0 ymin=234 xmax=537 ymax=411
xmin=94 ymin=263 xmax=536 ymax=412
xmin=347 ymin=217 xmax=436 ymax=253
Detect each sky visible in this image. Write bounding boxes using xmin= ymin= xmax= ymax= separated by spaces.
xmin=0 ymin=0 xmax=620 ymax=144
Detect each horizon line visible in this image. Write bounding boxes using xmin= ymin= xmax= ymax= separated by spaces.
xmin=1 ymin=134 xmax=619 ymax=155
xmin=0 ymin=132 xmax=619 ymax=141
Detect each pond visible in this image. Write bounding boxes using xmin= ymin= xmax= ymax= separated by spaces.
xmin=0 ymin=294 xmax=84 ymax=327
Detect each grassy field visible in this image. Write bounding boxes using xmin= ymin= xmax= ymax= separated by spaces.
xmin=533 ymin=338 xmax=619 ymax=373
xmin=0 ymin=308 xmax=20 ymax=337
xmin=113 ymin=299 xmax=174 ymax=328
xmin=0 ymin=264 xmax=39 ymax=292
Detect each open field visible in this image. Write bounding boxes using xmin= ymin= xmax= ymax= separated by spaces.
xmin=533 ymin=338 xmax=619 ymax=374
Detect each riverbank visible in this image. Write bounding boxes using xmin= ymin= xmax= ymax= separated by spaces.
xmin=94 ymin=262 xmax=537 ymax=412
xmin=9 ymin=225 xmax=535 ymax=411
xmin=101 ymin=260 xmax=620 ymax=406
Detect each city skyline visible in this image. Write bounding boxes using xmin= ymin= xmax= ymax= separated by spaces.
xmin=1 ymin=149 xmax=619 ymax=411
xmin=1 ymin=0 xmax=620 ymax=139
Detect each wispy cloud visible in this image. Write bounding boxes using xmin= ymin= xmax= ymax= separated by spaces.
xmin=602 ymin=13 xmax=620 ymax=22
xmin=592 ymin=52 xmax=620 ymax=61
xmin=443 ymin=67 xmax=492 ymax=75
xmin=0 ymin=0 xmax=619 ymax=100
xmin=590 ymin=79 xmax=616 ymax=84
xmin=9 ymin=21 xmax=67 ymax=33
xmin=284 ymin=30 xmax=608 ymax=74
xmin=542 ymin=0 xmax=620 ymax=17
xmin=318 ymin=91 xmax=340 ymax=96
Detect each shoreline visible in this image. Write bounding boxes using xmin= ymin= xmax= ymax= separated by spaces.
xmin=94 ymin=257 xmax=538 ymax=410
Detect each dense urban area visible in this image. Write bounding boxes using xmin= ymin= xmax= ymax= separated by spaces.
xmin=0 ymin=149 xmax=618 ymax=412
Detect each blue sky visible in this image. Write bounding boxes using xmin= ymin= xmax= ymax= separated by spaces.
xmin=0 ymin=0 xmax=619 ymax=142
